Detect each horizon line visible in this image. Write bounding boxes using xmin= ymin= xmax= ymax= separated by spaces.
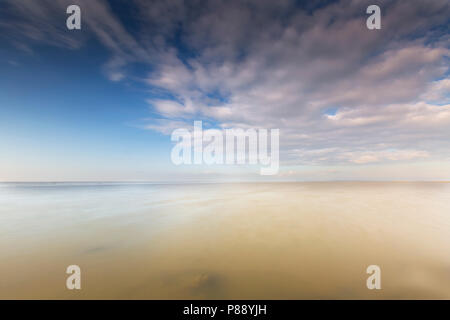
xmin=1 ymin=180 xmax=450 ymax=184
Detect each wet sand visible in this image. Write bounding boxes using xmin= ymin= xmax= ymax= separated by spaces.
xmin=1 ymin=182 xmax=449 ymax=299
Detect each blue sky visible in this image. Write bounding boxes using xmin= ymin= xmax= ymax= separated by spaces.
xmin=0 ymin=39 xmax=173 ymax=180
xmin=0 ymin=0 xmax=449 ymax=181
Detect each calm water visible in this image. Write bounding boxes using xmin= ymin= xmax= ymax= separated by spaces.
xmin=1 ymin=182 xmax=450 ymax=299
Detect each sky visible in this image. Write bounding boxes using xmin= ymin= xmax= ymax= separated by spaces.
xmin=0 ymin=0 xmax=449 ymax=182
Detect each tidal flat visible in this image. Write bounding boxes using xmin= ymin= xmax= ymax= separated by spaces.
xmin=1 ymin=182 xmax=449 ymax=299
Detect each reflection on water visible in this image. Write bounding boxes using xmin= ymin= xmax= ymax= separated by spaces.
xmin=1 ymin=182 xmax=449 ymax=299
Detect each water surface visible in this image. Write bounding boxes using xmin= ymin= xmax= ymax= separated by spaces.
xmin=1 ymin=182 xmax=449 ymax=299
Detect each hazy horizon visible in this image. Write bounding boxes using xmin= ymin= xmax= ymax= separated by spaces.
xmin=3 ymin=180 xmax=450 ymax=185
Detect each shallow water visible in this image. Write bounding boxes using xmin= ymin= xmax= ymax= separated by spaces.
xmin=1 ymin=182 xmax=449 ymax=299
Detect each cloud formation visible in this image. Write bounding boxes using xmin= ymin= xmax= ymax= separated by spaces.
xmin=1 ymin=0 xmax=449 ymax=168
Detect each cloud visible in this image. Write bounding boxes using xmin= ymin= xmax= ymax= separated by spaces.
xmin=142 ymin=119 xmax=194 ymax=135
xmin=0 ymin=0 xmax=84 ymax=50
xmin=135 ymin=0 xmax=449 ymax=166
xmin=343 ymin=149 xmax=430 ymax=164
xmin=421 ymin=79 xmax=450 ymax=104
xmin=2 ymin=0 xmax=449 ymax=168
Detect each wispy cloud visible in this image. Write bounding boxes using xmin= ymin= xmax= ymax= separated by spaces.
xmin=2 ymin=0 xmax=449 ymax=168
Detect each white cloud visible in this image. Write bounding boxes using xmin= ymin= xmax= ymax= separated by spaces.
xmin=3 ymin=0 xmax=450 ymax=170
xmin=421 ymin=79 xmax=450 ymax=104
xmin=343 ymin=150 xmax=430 ymax=164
